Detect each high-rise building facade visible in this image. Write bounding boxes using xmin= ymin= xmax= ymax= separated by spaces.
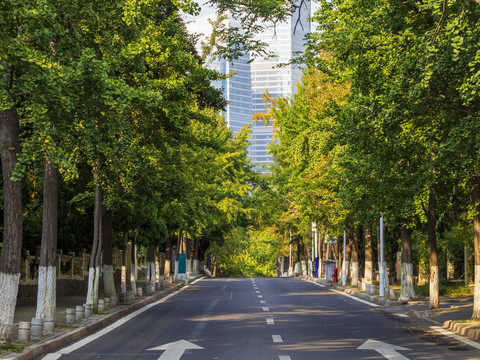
xmin=187 ymin=4 xmax=311 ymax=171
xmin=249 ymin=5 xmax=311 ymax=171
xmin=186 ymin=14 xmax=253 ymax=134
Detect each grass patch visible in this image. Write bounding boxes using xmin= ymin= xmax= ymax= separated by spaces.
xmin=415 ymin=283 xmax=473 ymax=297
xmin=0 ymin=344 xmax=24 ymax=353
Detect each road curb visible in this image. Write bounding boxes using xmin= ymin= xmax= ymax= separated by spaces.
xmin=4 ymin=276 xmax=203 ymax=360
xmin=307 ymin=276 xmax=403 ymax=307
xmin=443 ymin=319 xmax=480 ymax=342
xmin=302 ymin=275 xmax=480 ymax=344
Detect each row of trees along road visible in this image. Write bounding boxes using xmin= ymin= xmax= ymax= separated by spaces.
xmin=253 ymin=0 xmax=480 ymax=317
xmin=0 ymin=0 xmax=262 ymax=344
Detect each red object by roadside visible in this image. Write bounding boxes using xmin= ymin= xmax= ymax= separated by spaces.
xmin=333 ymin=267 xmax=338 ymax=282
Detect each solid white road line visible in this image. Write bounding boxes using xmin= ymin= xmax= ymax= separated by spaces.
xmin=266 ymin=318 xmax=275 ymax=325
xmin=329 ymin=288 xmax=379 ymax=307
xmin=396 ymin=313 xmax=409 ymax=318
xmin=41 ymin=286 xmax=191 ymax=359
xmin=272 ymin=335 xmax=283 ymax=343
xmin=301 ymin=278 xmax=326 ymax=288
xmin=431 ymin=326 xmax=480 ymax=350
xmin=190 ymin=277 xmax=205 ymax=285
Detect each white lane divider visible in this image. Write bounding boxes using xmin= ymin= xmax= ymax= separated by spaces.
xmin=431 ymin=326 xmax=480 ymax=350
xmin=396 ymin=313 xmax=409 ymax=318
xmin=260 ymin=300 xmax=266 ymax=304
xmin=41 ymin=286 xmax=193 ymax=359
xmin=267 ymin=318 xmax=275 ymax=325
xmin=258 ymin=295 xmax=263 ymax=298
xmin=256 ymin=291 xmax=261 ymax=293
xmin=263 ymin=307 xmax=270 ymax=312
xmin=279 ymin=356 xmax=291 ymax=360
xmin=272 ymin=335 xmax=283 ymax=343
xmin=329 ymin=288 xmax=379 ymax=307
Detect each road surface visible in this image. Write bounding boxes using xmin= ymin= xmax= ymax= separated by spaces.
xmin=38 ymin=277 xmax=480 ymax=360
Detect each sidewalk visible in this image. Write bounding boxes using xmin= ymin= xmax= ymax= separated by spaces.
xmin=309 ymin=276 xmax=480 ymax=342
xmin=1 ymin=277 xmax=202 ymax=360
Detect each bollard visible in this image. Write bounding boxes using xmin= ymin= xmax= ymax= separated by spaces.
xmin=43 ymin=315 xmax=55 ymax=335
xmin=389 ymin=288 xmax=396 ymax=298
xmin=104 ymin=297 xmax=111 ymax=309
xmin=18 ymin=321 xmax=31 ymax=342
xmin=84 ymin=303 xmax=92 ymax=318
xmin=31 ymin=318 xmax=43 ymax=338
xmin=137 ymin=287 xmax=143 ymax=297
xmin=98 ymin=299 xmax=105 ymax=312
xmin=66 ymin=308 xmax=76 ymax=323
xmin=110 ymin=295 xmax=117 ymax=307
xmin=76 ymin=305 xmax=85 ymax=320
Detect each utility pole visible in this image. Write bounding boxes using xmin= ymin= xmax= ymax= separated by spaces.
xmin=379 ymin=214 xmax=385 ymax=297
xmin=342 ymin=230 xmax=346 ymax=286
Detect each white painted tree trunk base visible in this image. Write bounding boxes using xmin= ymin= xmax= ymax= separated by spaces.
xmin=399 ymin=263 xmax=415 ymax=302
xmin=473 ymin=265 xmax=480 ymax=319
xmin=351 ymin=262 xmax=359 ymax=288
xmin=86 ymin=267 xmax=100 ymax=312
xmin=429 ymin=265 xmax=439 ymax=309
xmin=0 ymin=272 xmax=20 ymax=344
xmin=130 ymin=264 xmax=137 ymax=292
xmin=192 ymin=260 xmax=199 ymax=275
xmin=103 ymin=265 xmax=116 ymax=298
xmin=364 ymin=260 xmax=373 ymax=284
xmin=301 ymin=260 xmax=307 ymax=276
xmin=121 ymin=265 xmax=127 ymax=293
xmin=36 ymin=266 xmax=56 ymax=319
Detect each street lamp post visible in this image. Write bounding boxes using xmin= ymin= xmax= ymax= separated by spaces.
xmin=312 ymin=222 xmax=318 ymax=278
xmin=379 ymin=214 xmax=385 ymax=297
xmin=342 ymin=230 xmax=346 ymax=286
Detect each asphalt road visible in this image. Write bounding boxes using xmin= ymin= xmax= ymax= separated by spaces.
xmin=38 ymin=277 xmax=480 ymax=360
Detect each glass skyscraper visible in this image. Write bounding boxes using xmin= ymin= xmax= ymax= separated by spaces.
xmin=249 ymin=4 xmax=311 ymax=171
xmin=186 ymin=14 xmax=253 ymax=134
xmin=187 ymin=3 xmax=311 ymax=171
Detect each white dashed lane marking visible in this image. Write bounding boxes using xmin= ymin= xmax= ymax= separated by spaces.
xmin=263 ymin=307 xmax=270 ymax=311
xmin=272 ymin=335 xmax=283 ymax=343
xmin=267 ymin=318 xmax=274 ymax=325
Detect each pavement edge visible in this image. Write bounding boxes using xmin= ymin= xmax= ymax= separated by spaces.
xmin=4 ymin=276 xmax=203 ymax=360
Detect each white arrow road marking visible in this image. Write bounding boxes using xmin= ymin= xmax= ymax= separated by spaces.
xmin=358 ymin=339 xmax=410 ymax=360
xmin=147 ymin=340 xmax=204 ymax=360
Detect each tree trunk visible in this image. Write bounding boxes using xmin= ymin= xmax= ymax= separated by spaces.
xmin=399 ymin=225 xmax=415 ymax=301
xmin=427 ymin=184 xmax=439 ymax=309
xmin=102 ymin=209 xmax=116 ymax=298
xmin=155 ymin=247 xmax=160 ymax=286
xmin=364 ymin=223 xmax=374 ymax=285
xmin=86 ymin=178 xmax=103 ymax=312
xmin=0 ymin=106 xmax=23 ymax=344
xmin=129 ymin=238 xmax=137 ymax=292
xmin=164 ymin=237 xmax=171 ymax=278
xmin=471 ymin=176 xmax=480 ymax=320
xmin=193 ymin=239 xmax=199 ymax=274
xmin=351 ymin=230 xmax=360 ymax=288
xmin=147 ymin=246 xmax=155 ymax=285
xmin=36 ymin=157 xmax=59 ymax=320
xmin=121 ymin=233 xmax=128 ymax=293
xmin=345 ymin=234 xmax=352 ymax=281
